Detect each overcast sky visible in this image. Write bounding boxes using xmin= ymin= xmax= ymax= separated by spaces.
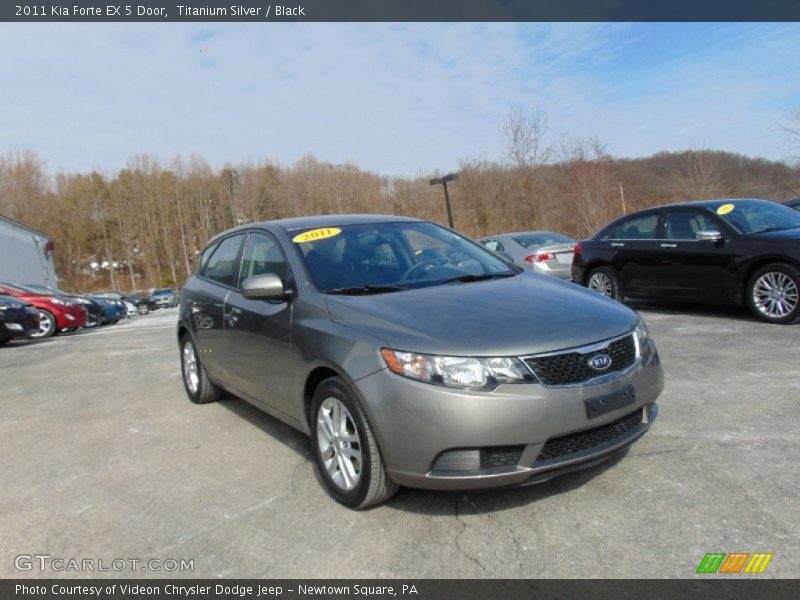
xmin=1 ymin=22 xmax=799 ymax=177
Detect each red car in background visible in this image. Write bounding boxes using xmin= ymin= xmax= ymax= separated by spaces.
xmin=0 ymin=282 xmax=86 ymax=339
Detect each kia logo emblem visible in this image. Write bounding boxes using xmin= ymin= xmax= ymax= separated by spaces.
xmin=588 ymin=354 xmax=612 ymax=371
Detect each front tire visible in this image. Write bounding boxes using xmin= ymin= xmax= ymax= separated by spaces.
xmin=310 ymin=377 xmax=397 ymax=509
xmin=586 ymin=266 xmax=620 ymax=301
xmin=746 ymin=263 xmax=800 ymax=324
xmin=180 ymin=335 xmax=221 ymax=404
xmin=137 ymin=304 xmax=150 ymax=315
xmin=31 ymin=309 xmax=56 ymax=339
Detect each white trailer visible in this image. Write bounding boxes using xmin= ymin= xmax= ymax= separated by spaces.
xmin=0 ymin=215 xmax=58 ymax=287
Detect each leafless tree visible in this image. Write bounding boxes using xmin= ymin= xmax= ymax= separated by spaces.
xmin=502 ymin=106 xmax=551 ymax=171
xmin=781 ymin=106 xmax=800 ymax=161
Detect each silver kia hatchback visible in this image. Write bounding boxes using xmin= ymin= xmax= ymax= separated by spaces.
xmin=178 ymin=215 xmax=663 ymax=508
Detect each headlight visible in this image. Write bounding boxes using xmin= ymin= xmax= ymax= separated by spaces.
xmin=380 ymin=348 xmax=535 ymax=390
xmin=48 ymin=297 xmax=71 ymax=306
xmin=634 ymin=317 xmax=648 ymax=347
xmin=634 ymin=317 xmax=656 ymax=364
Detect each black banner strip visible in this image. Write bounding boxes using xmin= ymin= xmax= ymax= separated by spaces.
xmin=2 ymin=1 xmax=800 ymax=22
xmin=3 ymin=579 xmax=800 ymax=600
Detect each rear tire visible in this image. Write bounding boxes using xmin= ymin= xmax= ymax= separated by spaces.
xmin=137 ymin=304 xmax=149 ymax=315
xmin=310 ymin=377 xmax=397 ymax=509
xmin=31 ymin=309 xmax=56 ymax=339
xmin=180 ymin=334 xmax=222 ymax=404
xmin=746 ymin=263 xmax=800 ymax=324
xmin=586 ymin=266 xmax=620 ymax=301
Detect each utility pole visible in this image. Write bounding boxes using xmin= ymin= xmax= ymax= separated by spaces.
xmin=618 ymin=183 xmax=627 ymax=215
xmin=429 ymin=173 xmax=459 ymax=228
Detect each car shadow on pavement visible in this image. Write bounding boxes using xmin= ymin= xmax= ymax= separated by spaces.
xmin=218 ymin=395 xmax=311 ymax=458
xmin=626 ymin=299 xmax=765 ymax=323
xmin=387 ymin=450 xmax=629 ymax=515
xmin=216 ymin=393 xmax=635 ymax=514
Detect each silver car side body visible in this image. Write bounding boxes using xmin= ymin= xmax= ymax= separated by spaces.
xmin=179 ymin=215 xmax=663 ymax=491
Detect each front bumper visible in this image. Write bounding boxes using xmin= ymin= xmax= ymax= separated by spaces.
xmin=54 ymin=305 xmax=87 ymax=329
xmin=354 ymin=347 xmax=663 ymax=491
xmin=533 ymin=262 xmax=573 ymax=280
xmin=1 ymin=307 xmax=39 ymax=339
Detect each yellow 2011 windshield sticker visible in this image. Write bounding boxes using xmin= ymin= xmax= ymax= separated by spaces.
xmin=717 ymin=203 xmax=735 ymax=215
xmin=292 ymin=227 xmax=342 ymax=243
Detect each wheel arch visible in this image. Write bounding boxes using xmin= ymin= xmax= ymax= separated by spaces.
xmin=303 ymin=366 xmax=343 ymax=427
xmin=582 ymin=260 xmax=612 ymax=285
xmin=740 ymin=256 xmax=800 ymax=304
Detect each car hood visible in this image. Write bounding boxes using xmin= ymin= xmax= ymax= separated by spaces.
xmin=325 ymin=273 xmax=638 ymax=356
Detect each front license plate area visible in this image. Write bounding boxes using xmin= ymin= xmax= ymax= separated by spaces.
xmin=584 ymin=385 xmax=635 ymax=419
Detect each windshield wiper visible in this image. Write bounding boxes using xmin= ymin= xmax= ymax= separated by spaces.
xmin=326 ymin=284 xmax=407 ymax=295
xmin=751 ymin=226 xmax=791 ymax=234
xmin=750 ymin=225 xmax=791 ymax=234
xmin=439 ymin=272 xmax=518 ymax=285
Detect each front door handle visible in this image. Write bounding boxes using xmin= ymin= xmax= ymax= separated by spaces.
xmin=660 ymin=243 xmax=677 ymax=248
xmin=611 ymin=242 xmax=625 ymax=247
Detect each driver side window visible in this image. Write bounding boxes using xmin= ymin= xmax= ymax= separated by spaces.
xmin=238 ymin=232 xmax=289 ymax=288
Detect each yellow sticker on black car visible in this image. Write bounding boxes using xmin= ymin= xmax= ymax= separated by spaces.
xmin=717 ymin=203 xmax=735 ymax=215
xmin=292 ymin=227 xmax=341 ymax=243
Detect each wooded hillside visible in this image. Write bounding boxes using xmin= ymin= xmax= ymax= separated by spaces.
xmin=1 ymin=147 xmax=798 ymax=292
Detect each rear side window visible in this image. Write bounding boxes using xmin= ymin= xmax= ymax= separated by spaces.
xmin=201 ymin=234 xmax=244 ymax=287
xmin=607 ymin=214 xmax=659 ymax=240
xmin=197 ymin=241 xmax=219 ymax=275
xmin=482 ymin=239 xmax=505 ymax=252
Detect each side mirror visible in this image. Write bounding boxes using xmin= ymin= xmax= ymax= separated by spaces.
xmin=696 ymin=229 xmax=723 ymax=242
xmin=241 ymin=274 xmax=293 ymax=300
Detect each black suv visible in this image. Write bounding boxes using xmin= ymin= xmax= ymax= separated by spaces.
xmin=572 ymin=199 xmax=800 ymax=324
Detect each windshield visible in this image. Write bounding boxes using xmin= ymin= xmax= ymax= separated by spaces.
xmin=512 ymin=232 xmax=574 ymax=248
xmin=708 ymin=200 xmax=800 ymax=234
xmin=292 ymin=221 xmax=520 ymax=293
xmin=152 ymin=289 xmax=172 ymax=295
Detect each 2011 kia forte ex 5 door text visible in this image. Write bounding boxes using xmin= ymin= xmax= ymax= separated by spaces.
xmin=178 ymin=215 xmax=664 ymax=508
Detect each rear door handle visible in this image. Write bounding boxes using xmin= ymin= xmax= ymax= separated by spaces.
xmin=611 ymin=242 xmax=624 ymax=247
xmin=660 ymin=243 xmax=677 ymax=248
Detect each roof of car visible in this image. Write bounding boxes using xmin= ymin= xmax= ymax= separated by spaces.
xmin=270 ymin=214 xmax=422 ymax=231
xmin=207 ymin=214 xmax=425 ymax=245
xmin=481 ymin=230 xmax=568 ymax=239
xmin=643 ymin=198 xmax=772 ymax=212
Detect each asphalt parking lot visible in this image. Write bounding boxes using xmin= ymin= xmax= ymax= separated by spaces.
xmin=1 ymin=305 xmax=798 ymax=579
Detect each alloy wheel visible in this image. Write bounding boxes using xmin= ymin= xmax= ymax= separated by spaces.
xmin=588 ymin=272 xmax=614 ymax=297
xmin=31 ymin=311 xmax=54 ymax=338
xmin=752 ymin=271 xmax=799 ymax=319
xmin=316 ymin=397 xmax=363 ymax=491
xmin=182 ymin=341 xmax=200 ymax=394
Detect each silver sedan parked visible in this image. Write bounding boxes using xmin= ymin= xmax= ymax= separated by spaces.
xmin=478 ymin=231 xmax=576 ymax=279
xmin=178 ymin=216 xmax=663 ymax=509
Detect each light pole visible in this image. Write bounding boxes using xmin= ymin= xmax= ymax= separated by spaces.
xmin=429 ymin=172 xmax=459 ymax=228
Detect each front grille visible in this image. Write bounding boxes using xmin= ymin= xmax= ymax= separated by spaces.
xmin=536 ymin=409 xmax=643 ymax=463
xmin=525 ymin=334 xmax=636 ymax=386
